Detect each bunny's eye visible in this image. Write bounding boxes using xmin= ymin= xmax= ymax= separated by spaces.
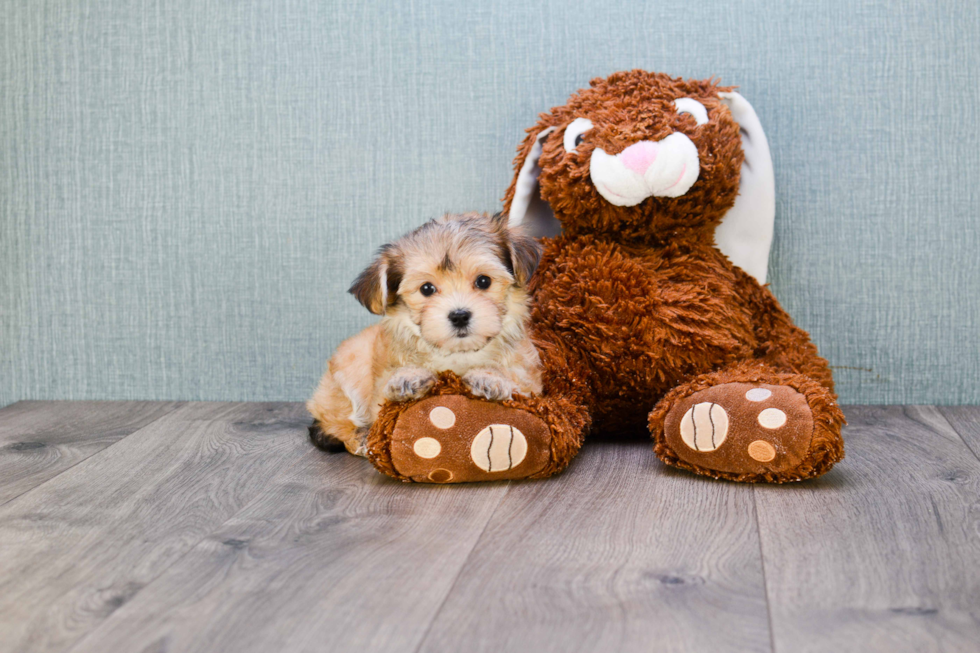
xmin=563 ymin=118 xmax=594 ymax=152
xmin=674 ymin=98 xmax=709 ymax=126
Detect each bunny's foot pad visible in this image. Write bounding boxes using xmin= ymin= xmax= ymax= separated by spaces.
xmin=370 ymin=395 xmax=553 ymax=483
xmin=660 ymin=383 xmax=815 ymax=479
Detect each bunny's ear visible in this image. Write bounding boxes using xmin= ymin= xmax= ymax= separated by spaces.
xmin=503 ymin=126 xmax=562 ymax=238
xmin=714 ymin=92 xmax=776 ymax=284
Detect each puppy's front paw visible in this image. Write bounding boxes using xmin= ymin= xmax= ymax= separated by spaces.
xmin=385 ymin=368 xmax=437 ymax=402
xmin=463 ymin=369 xmax=517 ymax=401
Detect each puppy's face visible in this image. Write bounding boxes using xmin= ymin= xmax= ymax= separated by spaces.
xmin=401 ymin=245 xmax=512 ymax=352
xmin=350 ymin=213 xmax=541 ymax=354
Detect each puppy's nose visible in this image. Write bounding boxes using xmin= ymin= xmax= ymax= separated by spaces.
xmin=448 ymin=309 xmax=472 ymax=329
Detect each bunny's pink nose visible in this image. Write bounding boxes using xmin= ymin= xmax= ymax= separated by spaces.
xmin=619 ymin=141 xmax=659 ymax=175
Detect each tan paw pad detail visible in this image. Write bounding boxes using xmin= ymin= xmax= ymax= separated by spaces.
xmin=747 ymin=440 xmax=776 ymax=462
xmin=471 ymin=425 xmax=527 ymax=472
xmin=679 ymin=402 xmax=729 ymax=452
xmin=745 ymin=388 xmax=772 ymax=402
xmin=412 ymin=437 xmax=441 ymax=459
xmin=757 ymin=408 xmax=787 ymax=429
xmin=428 ymin=469 xmax=453 ymax=483
xmin=429 ymin=406 xmax=456 ymax=429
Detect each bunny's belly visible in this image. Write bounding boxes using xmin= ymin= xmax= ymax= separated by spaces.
xmin=530 ymin=235 xmax=757 ymax=431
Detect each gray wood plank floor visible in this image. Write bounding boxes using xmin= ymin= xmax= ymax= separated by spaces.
xmin=0 ymin=401 xmax=977 ymax=653
xmin=0 ymin=401 xmax=182 ymax=506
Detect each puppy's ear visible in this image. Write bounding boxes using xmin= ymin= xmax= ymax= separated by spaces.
xmin=498 ymin=218 xmax=543 ymax=287
xmin=349 ymin=246 xmax=403 ymax=315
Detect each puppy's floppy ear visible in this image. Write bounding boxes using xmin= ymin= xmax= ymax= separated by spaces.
xmin=349 ymin=245 xmax=403 ymax=315
xmin=495 ymin=214 xmax=542 ymax=286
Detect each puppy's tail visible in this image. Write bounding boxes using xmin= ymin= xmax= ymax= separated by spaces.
xmin=308 ymin=420 xmax=348 ymax=454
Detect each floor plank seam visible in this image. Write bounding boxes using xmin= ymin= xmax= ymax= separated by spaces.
xmin=59 ymin=441 xmax=327 ymax=653
xmin=0 ymin=405 xmax=184 ymax=509
xmin=752 ymin=488 xmax=778 ymax=653
xmin=411 ymin=481 xmax=513 ymax=653
xmin=60 ymin=533 xmax=219 ymax=653
xmin=935 ymin=408 xmax=980 ymax=464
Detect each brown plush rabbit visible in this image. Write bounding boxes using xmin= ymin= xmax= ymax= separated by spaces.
xmin=364 ymin=70 xmax=845 ymax=484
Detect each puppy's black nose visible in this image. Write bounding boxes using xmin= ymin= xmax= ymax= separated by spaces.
xmin=448 ymin=309 xmax=471 ymax=329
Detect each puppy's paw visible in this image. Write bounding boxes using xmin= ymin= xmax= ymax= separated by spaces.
xmin=463 ymin=369 xmax=517 ymax=401
xmin=385 ymin=367 xmax=437 ymax=402
xmin=352 ymin=426 xmax=370 ymax=457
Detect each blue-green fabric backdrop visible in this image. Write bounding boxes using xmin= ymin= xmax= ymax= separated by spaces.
xmin=2 ymin=0 xmax=978 ymax=406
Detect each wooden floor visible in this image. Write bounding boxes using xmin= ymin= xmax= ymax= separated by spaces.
xmin=0 ymin=402 xmax=978 ymax=653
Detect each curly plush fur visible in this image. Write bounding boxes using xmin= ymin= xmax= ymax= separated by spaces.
xmin=367 ymin=70 xmax=844 ymax=483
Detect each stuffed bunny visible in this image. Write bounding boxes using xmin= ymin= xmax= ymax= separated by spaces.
xmin=366 ymin=70 xmax=845 ymax=484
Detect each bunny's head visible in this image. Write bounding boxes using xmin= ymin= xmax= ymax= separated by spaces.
xmin=504 ymin=70 xmax=776 ymax=282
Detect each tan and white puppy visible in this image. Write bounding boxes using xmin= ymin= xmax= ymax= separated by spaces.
xmin=307 ymin=212 xmax=544 ymax=456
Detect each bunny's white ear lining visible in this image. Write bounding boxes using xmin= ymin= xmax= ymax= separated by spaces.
xmin=507 ymin=94 xmax=776 ymax=284
xmin=508 ymin=127 xmax=563 ymax=238
xmin=715 ymin=91 xmax=776 ymax=284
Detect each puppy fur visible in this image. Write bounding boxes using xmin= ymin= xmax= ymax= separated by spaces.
xmin=307 ymin=212 xmax=544 ymax=455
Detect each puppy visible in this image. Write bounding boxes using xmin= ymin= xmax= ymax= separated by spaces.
xmin=307 ymin=212 xmax=544 ymax=456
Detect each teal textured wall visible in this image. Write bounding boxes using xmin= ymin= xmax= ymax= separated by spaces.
xmin=2 ymin=0 xmax=978 ymax=406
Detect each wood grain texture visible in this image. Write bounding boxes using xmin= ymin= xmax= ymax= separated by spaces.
xmin=67 ymin=446 xmax=509 ymax=653
xmin=938 ymin=406 xmax=980 ymax=462
xmin=754 ymin=406 xmax=980 ymax=653
xmin=5 ymin=402 xmax=980 ymax=653
xmin=416 ymin=438 xmax=772 ymax=653
xmin=0 ymin=400 xmax=182 ymax=505
xmin=0 ymin=402 xmax=312 ymax=653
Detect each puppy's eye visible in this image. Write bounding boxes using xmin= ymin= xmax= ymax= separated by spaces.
xmin=420 ymin=282 xmax=437 ymax=297
xmin=673 ymin=98 xmax=709 ymax=126
xmin=563 ymin=118 xmax=594 ymax=152
xmin=475 ymin=275 xmax=492 ymax=290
